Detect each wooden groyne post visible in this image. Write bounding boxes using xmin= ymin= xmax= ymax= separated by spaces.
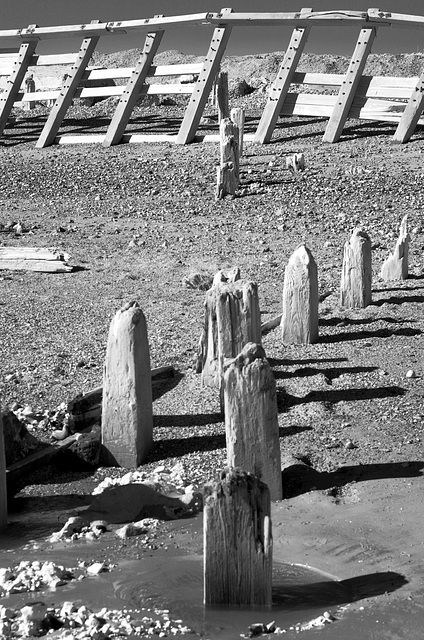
xmin=216 ymin=117 xmax=240 ymax=199
xmin=101 ymin=301 xmax=153 ymax=467
xmin=281 ymin=244 xmax=318 ymax=344
xmin=199 ymin=277 xmax=262 ymax=392
xmin=224 ymin=343 xmax=282 ymax=500
xmin=204 ymin=468 xmax=272 ymax=606
xmin=340 ymin=228 xmax=372 ymax=308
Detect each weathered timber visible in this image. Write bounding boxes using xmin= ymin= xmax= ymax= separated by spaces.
xmin=101 ymin=301 xmax=153 ymax=467
xmin=200 ymin=279 xmax=262 ymax=390
xmin=254 ymin=16 xmax=311 ymax=143
xmin=381 ymin=215 xmax=409 ymax=281
xmin=176 ymin=10 xmax=232 ymax=144
xmin=204 ymin=467 xmax=272 ymax=606
xmin=340 ymin=228 xmax=372 ymax=308
xmin=224 ymin=343 xmax=282 ymax=500
xmin=216 ymin=70 xmax=229 ymax=121
xmin=0 ymin=39 xmax=38 ymax=138
xmin=230 ymin=107 xmax=245 ymax=157
xmin=281 ymin=244 xmax=318 ymax=344
xmin=323 ymin=27 xmax=377 ymax=143
xmin=0 ymin=408 xmax=7 ymax=529
xmin=6 ymin=434 xmax=78 ymax=495
xmin=103 ymin=26 xmax=163 ymax=147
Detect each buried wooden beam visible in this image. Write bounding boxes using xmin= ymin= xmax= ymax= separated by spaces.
xmin=176 ymin=8 xmax=233 ymax=144
xmin=281 ymin=244 xmax=318 ymax=344
xmin=323 ymin=27 xmax=376 ymax=143
xmin=0 ymin=39 xmax=38 ymax=138
xmin=224 ymin=343 xmax=282 ymax=500
xmin=381 ymin=215 xmax=409 ymax=281
xmin=340 ymin=227 xmax=372 ymax=308
xmin=36 ymin=21 xmax=101 ymax=148
xmin=67 ymin=365 xmax=175 ymax=432
xmin=204 ymin=467 xmax=272 ymax=606
xmin=254 ymin=15 xmax=311 ymax=144
xmin=101 ymin=301 xmax=153 ymax=467
xmin=103 ymin=26 xmax=164 ymax=147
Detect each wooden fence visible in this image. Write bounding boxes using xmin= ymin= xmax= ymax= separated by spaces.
xmin=1 ymin=8 xmax=424 ymax=146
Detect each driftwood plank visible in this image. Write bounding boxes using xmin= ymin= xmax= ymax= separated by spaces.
xmin=0 ymin=247 xmax=70 ymax=261
xmin=0 ymin=259 xmax=73 ymax=273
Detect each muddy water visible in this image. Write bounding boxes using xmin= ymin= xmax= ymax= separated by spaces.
xmin=2 ymin=498 xmax=424 ymax=639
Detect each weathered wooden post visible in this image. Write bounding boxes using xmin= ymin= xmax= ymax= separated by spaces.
xmin=204 ymin=468 xmax=272 ymax=606
xmin=200 ymin=277 xmax=262 ymax=392
xmin=340 ymin=228 xmax=372 ymax=308
xmin=216 ymin=117 xmax=239 ymax=199
xmin=101 ymin=301 xmax=153 ymax=467
xmin=230 ymin=107 xmax=245 ymax=157
xmin=281 ymin=244 xmax=319 ymax=344
xmin=224 ymin=343 xmax=282 ymax=500
xmin=0 ymin=407 xmax=7 ymax=530
xmin=216 ymin=70 xmax=229 ymax=121
xmin=381 ymin=215 xmax=409 ymax=281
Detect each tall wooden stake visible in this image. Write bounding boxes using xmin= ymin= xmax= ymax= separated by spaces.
xmin=216 ymin=116 xmax=240 ymax=198
xmin=281 ymin=244 xmax=318 ymax=344
xmin=230 ymin=107 xmax=245 ymax=156
xmin=101 ymin=301 xmax=153 ymax=467
xmin=224 ymin=343 xmax=282 ymax=500
xmin=340 ymin=228 xmax=372 ymax=308
xmin=381 ymin=215 xmax=409 ymax=281
xmin=0 ymin=407 xmax=7 ymax=531
xmin=216 ymin=70 xmax=229 ymax=121
xmin=200 ymin=278 xmax=262 ymax=390
xmin=204 ymin=468 xmax=272 ymax=606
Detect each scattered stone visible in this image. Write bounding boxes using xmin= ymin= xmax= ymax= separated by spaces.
xmin=86 ymin=562 xmax=105 ymax=575
xmin=406 ymin=369 xmax=417 ymax=378
xmin=345 ymin=440 xmax=356 ymax=449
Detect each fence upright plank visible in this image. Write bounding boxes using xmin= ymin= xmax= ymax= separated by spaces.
xmin=35 ymin=20 xmax=101 ymax=148
xmin=393 ymin=73 xmax=424 ymax=143
xmin=254 ymin=11 xmax=311 ymax=144
xmin=103 ymin=27 xmax=164 ymax=147
xmin=323 ymin=27 xmax=376 ymax=143
xmin=0 ymin=38 xmax=38 ymax=138
xmin=176 ymin=8 xmax=233 ymax=144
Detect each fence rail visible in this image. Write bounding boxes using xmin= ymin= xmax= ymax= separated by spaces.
xmin=1 ymin=8 xmax=424 ymax=146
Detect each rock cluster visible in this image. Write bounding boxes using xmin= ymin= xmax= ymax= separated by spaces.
xmin=0 ymin=601 xmax=193 ymax=638
xmin=0 ymin=561 xmax=74 ymax=595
